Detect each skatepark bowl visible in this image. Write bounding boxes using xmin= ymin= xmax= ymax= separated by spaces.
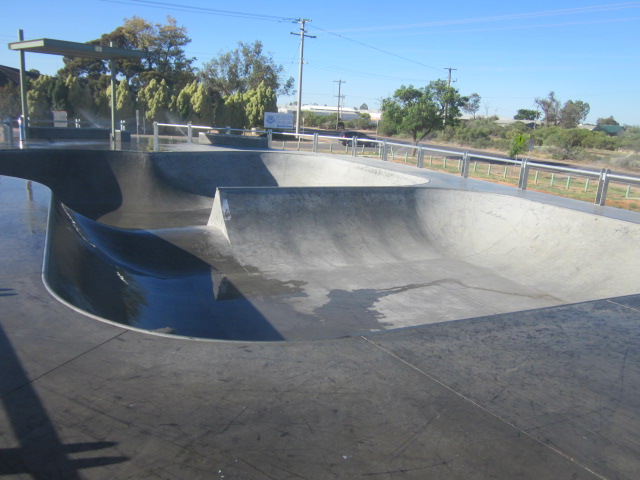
xmin=1 ymin=148 xmax=639 ymax=341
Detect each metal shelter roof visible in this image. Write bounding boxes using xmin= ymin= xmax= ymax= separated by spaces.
xmin=8 ymin=38 xmax=144 ymax=60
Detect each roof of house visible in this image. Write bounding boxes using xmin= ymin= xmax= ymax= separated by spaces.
xmin=0 ymin=64 xmax=39 ymax=87
xmin=594 ymin=124 xmax=626 ymax=135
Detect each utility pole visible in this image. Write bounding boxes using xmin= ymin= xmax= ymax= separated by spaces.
xmin=443 ymin=67 xmax=457 ymax=125
xmin=334 ymin=79 xmax=345 ymax=130
xmin=291 ymin=19 xmax=315 ymax=135
xmin=444 ymin=66 xmax=457 ymax=87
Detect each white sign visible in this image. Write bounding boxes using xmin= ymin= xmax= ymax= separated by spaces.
xmin=264 ymin=112 xmax=294 ymax=129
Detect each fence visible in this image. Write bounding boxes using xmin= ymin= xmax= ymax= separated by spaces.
xmin=6 ymin=117 xmax=633 ymax=210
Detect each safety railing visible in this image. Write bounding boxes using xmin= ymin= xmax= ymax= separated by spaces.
xmin=273 ymin=132 xmax=640 ymax=209
xmin=33 ymin=118 xmax=632 ymax=211
xmin=152 ymin=122 xmax=270 ymax=149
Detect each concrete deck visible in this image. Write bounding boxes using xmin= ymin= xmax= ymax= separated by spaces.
xmin=1 ymin=142 xmax=640 ymax=479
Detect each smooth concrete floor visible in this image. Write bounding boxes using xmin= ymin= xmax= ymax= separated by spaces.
xmin=1 ymin=145 xmax=640 ymax=479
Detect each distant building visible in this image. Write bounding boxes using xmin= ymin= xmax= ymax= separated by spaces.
xmin=594 ymin=124 xmax=626 ymax=136
xmin=278 ymin=104 xmax=381 ymax=123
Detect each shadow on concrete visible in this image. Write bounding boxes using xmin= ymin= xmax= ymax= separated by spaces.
xmin=0 ymin=322 xmax=129 ymax=479
xmin=46 ymin=200 xmax=288 ymax=340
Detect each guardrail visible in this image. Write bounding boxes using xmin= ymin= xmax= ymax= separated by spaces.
xmin=273 ymin=132 xmax=640 ymax=209
xmin=152 ymin=122 xmax=270 ymax=149
xmin=125 ymin=123 xmax=640 ymax=209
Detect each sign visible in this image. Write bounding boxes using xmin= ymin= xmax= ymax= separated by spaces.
xmin=264 ymin=112 xmax=294 ymax=129
xmin=52 ymin=110 xmax=67 ymax=128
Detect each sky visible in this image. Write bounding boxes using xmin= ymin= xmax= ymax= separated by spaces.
xmin=1 ymin=0 xmax=639 ymax=125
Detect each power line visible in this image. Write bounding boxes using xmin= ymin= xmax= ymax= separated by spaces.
xmin=309 ymin=24 xmax=442 ymax=73
xmin=98 ymin=0 xmax=294 ymax=22
xmin=328 ymin=1 xmax=640 ymax=33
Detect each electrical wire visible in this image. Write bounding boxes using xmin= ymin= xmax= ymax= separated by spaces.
xmin=309 ymin=24 xmax=442 ymax=73
xmin=97 ymin=0 xmax=296 ymax=22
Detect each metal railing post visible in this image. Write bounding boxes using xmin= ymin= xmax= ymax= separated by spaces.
xmin=313 ymin=132 xmax=318 ymax=153
xmin=18 ymin=115 xmax=26 ymax=142
xmin=153 ymin=121 xmax=159 ymax=151
xmin=595 ymin=168 xmax=611 ymax=206
xmin=518 ymin=159 xmax=530 ymax=190
xmin=3 ymin=118 xmax=13 ymax=145
xmin=350 ymin=137 xmax=357 ymax=156
xmin=187 ymin=122 xmax=193 ymax=143
xmin=267 ymin=129 xmax=273 ymax=149
xmin=461 ymin=151 xmax=470 ymax=178
xmin=382 ymin=140 xmax=388 ymax=161
xmin=417 ymin=145 xmax=424 ymax=168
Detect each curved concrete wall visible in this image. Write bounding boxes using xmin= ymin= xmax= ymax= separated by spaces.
xmin=1 ymin=149 xmax=638 ymax=340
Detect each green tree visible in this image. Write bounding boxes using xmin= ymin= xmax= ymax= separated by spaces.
xmin=597 ymin=116 xmax=619 ymax=126
xmin=535 ymin=91 xmax=561 ymax=126
xmin=359 ymin=103 xmax=369 ymax=110
xmin=65 ymin=75 xmax=94 ymax=120
xmin=0 ymin=83 xmax=21 ymax=119
xmin=461 ymin=93 xmax=481 ymax=119
xmin=191 ymin=83 xmax=217 ymax=123
xmin=199 ymin=40 xmax=294 ymax=97
xmin=217 ymin=92 xmax=246 ymax=129
xmin=173 ymin=80 xmax=198 ymax=120
xmin=244 ymin=81 xmax=277 ymax=128
xmin=27 ymin=75 xmax=55 ymax=121
xmin=381 ymin=81 xmax=466 ymax=144
xmin=58 ymin=16 xmax=194 ymax=92
xmin=558 ymin=100 xmax=590 ymax=128
xmin=508 ymin=133 xmax=528 ymax=157
xmin=514 ymin=109 xmax=539 ymax=121
xmin=138 ymin=78 xmax=170 ymax=121
xmin=109 ymin=79 xmax=136 ymax=121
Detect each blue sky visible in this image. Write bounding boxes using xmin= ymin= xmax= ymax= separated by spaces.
xmin=2 ymin=0 xmax=639 ymax=125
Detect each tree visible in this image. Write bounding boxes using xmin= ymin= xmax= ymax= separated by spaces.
xmin=58 ymin=16 xmax=194 ymax=91
xmin=199 ymin=40 xmax=294 ymax=97
xmin=65 ymin=75 xmax=94 ymax=120
xmin=514 ymin=109 xmax=539 ymax=121
xmin=461 ymin=93 xmax=481 ymax=119
xmin=108 ymin=79 xmax=136 ymax=121
xmin=508 ymin=133 xmax=528 ymax=157
xmin=381 ymin=81 xmax=466 ymax=144
xmin=135 ymin=16 xmax=195 ymax=89
xmin=217 ymin=92 xmax=246 ymax=130
xmin=597 ymin=116 xmax=619 ymax=126
xmin=359 ymin=103 xmax=369 ymax=110
xmin=27 ymin=75 xmax=55 ymax=121
xmin=244 ymin=81 xmax=277 ymax=128
xmin=173 ymin=80 xmax=198 ymax=120
xmin=0 ymin=82 xmax=21 ymax=119
xmin=558 ymin=100 xmax=590 ymax=128
xmin=191 ymin=83 xmax=216 ymax=122
xmin=535 ymin=91 xmax=561 ymax=126
xmin=138 ymin=78 xmax=170 ymax=121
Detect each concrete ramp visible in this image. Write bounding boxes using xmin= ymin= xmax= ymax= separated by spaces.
xmin=3 ymin=149 xmax=639 ymax=340
xmin=209 ymin=187 xmax=639 ymax=301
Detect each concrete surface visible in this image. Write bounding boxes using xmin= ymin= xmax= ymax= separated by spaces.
xmin=1 ymin=144 xmax=640 ymax=479
xmin=199 ymin=132 xmax=269 ymax=148
xmin=2 ymin=148 xmax=638 ymax=340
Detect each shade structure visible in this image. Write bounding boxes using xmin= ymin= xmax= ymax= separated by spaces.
xmin=8 ymin=38 xmax=145 ymax=60
xmin=8 ymin=34 xmax=144 ymax=142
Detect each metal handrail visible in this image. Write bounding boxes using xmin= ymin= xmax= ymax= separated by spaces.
xmin=145 ymin=124 xmax=640 ymax=209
